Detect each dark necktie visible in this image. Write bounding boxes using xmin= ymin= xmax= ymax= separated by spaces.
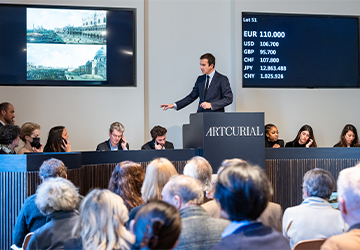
xmin=204 ymin=75 xmax=210 ymax=99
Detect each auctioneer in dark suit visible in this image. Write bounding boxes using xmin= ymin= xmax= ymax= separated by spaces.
xmin=96 ymin=139 xmax=129 ymax=151
xmin=176 ymin=71 xmax=233 ymax=112
xmin=141 ymin=140 xmax=174 ymax=150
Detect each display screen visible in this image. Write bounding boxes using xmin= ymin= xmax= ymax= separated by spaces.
xmin=0 ymin=4 xmax=136 ymax=86
xmin=242 ymin=12 xmax=360 ymax=88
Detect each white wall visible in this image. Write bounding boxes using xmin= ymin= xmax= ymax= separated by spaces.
xmin=0 ymin=0 xmax=145 ymax=151
xmin=1 ymin=0 xmax=360 ymax=151
xmin=148 ymin=0 xmax=360 ymax=148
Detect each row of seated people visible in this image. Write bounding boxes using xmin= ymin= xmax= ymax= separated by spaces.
xmin=265 ymin=123 xmax=360 ymax=148
xmin=1 ymin=121 xmax=359 ymax=155
xmin=0 ymin=121 xmax=173 ymax=154
xmin=13 ymin=155 xmax=360 ymax=250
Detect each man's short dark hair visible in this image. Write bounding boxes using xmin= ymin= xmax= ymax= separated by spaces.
xmin=0 ymin=102 xmax=10 ymax=113
xmin=150 ymin=125 xmax=167 ymax=140
xmin=215 ymin=162 xmax=272 ymax=221
xmin=0 ymin=124 xmax=20 ymax=145
xmin=39 ymin=158 xmax=67 ymax=180
xmin=200 ymin=53 xmax=215 ymax=68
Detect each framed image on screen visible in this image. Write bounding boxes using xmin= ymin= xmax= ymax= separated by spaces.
xmin=0 ymin=4 xmax=136 ymax=87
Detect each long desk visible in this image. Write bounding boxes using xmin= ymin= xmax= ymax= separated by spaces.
xmin=1 ymin=148 xmax=359 ymax=249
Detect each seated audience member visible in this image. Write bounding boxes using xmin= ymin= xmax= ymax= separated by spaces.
xmin=128 ymin=158 xmax=178 ymax=223
xmin=285 ymin=124 xmax=317 ymax=148
xmin=96 ymin=121 xmax=129 ymax=151
xmin=65 ymin=189 xmax=135 ymax=250
xmin=132 ymin=201 xmax=181 ymax=250
xmin=0 ymin=124 xmax=20 ymax=154
xmin=26 ymin=178 xmax=80 ymax=250
xmin=18 ymin=122 xmax=42 ymax=154
xmin=108 ymin=161 xmax=145 ymax=212
xmin=43 ymin=126 xmax=71 ymax=152
xmin=202 ymin=158 xmax=283 ymax=232
xmin=265 ymin=123 xmax=284 ymax=148
xmin=0 ymin=102 xmax=15 ymax=126
xmin=13 ymin=158 xmax=68 ymax=248
xmin=211 ymin=161 xmax=290 ymax=249
xmin=321 ymin=164 xmax=360 ymax=250
xmin=162 ymin=175 xmax=229 ymax=250
xmin=334 ymin=124 xmax=360 ymax=147
xmin=283 ymin=168 xmax=347 ymax=248
xmin=183 ymin=156 xmax=213 ymax=203
xmin=141 ymin=125 xmax=174 ymax=150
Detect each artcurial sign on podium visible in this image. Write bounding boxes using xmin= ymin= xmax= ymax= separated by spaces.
xmin=183 ymin=112 xmax=265 ymax=172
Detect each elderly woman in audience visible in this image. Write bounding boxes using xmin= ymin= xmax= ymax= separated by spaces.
xmin=211 ymin=161 xmax=290 ymax=249
xmin=18 ymin=122 xmax=42 ymax=154
xmin=131 ymin=201 xmax=181 ymax=250
xmin=43 ymin=125 xmax=71 ymax=152
xmin=13 ymin=158 xmax=68 ymax=248
xmin=183 ymin=156 xmax=213 ymax=203
xmin=108 ymin=161 xmax=145 ymax=212
xmin=285 ymin=124 xmax=317 ymax=148
xmin=26 ymin=177 xmax=80 ymax=250
xmin=0 ymin=124 xmax=20 ymax=154
xmin=65 ymin=189 xmax=135 ymax=250
xmin=282 ymin=168 xmax=347 ymax=248
xmin=128 ymin=158 xmax=178 ymax=224
xmin=334 ymin=124 xmax=360 ymax=147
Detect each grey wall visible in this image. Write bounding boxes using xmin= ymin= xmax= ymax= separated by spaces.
xmin=1 ymin=0 xmax=359 ymax=151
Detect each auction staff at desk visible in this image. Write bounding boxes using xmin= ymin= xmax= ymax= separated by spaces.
xmin=161 ymin=53 xmax=233 ymax=112
xmin=96 ymin=122 xmax=129 ymax=151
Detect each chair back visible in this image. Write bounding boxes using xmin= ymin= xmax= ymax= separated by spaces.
xmin=22 ymin=232 xmax=34 ymax=250
xmin=293 ymin=239 xmax=326 ymax=250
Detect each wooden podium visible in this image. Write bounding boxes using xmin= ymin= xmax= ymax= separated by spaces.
xmin=183 ymin=112 xmax=265 ymax=172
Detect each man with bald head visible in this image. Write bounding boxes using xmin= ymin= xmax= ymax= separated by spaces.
xmin=0 ymin=102 xmax=15 ymax=126
xmin=161 ymin=175 xmax=229 ymax=250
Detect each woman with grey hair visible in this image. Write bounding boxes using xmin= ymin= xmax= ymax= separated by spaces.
xmin=26 ymin=177 xmax=80 ymax=250
xmin=65 ymin=189 xmax=135 ymax=250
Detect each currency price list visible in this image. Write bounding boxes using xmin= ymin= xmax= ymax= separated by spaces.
xmin=241 ymin=12 xmax=359 ymax=88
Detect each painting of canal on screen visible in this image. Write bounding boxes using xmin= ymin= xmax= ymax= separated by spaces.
xmin=26 ymin=8 xmax=107 ymax=81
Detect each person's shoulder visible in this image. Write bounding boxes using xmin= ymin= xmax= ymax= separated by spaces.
xmin=165 ymin=141 xmax=174 ymax=149
xmin=141 ymin=141 xmax=153 ymax=150
xmin=333 ymin=142 xmax=341 ymax=147
xmin=96 ymin=140 xmax=109 ymax=150
xmin=285 ymin=141 xmax=294 ymax=147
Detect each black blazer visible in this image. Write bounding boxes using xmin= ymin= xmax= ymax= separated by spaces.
xmin=96 ymin=139 xmax=129 ymax=151
xmin=141 ymin=140 xmax=174 ymax=150
xmin=265 ymin=139 xmax=284 ymax=148
xmin=176 ymin=71 xmax=233 ymax=112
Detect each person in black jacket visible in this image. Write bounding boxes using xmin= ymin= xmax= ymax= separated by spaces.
xmin=265 ymin=124 xmax=284 ymax=148
xmin=285 ymin=124 xmax=317 ymax=148
xmin=96 ymin=122 xmax=129 ymax=151
xmin=141 ymin=125 xmax=174 ymax=150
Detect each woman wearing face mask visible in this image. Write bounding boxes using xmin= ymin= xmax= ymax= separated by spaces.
xmin=285 ymin=124 xmax=317 ymax=148
xmin=44 ymin=126 xmax=71 ymax=152
xmin=0 ymin=124 xmax=21 ymax=154
xmin=334 ymin=124 xmax=360 ymax=147
xmin=265 ymin=124 xmax=284 ymax=148
xmin=18 ymin=122 xmax=43 ymax=154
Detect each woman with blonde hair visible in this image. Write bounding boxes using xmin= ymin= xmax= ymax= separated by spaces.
xmin=128 ymin=158 xmax=178 ymax=225
xmin=18 ymin=122 xmax=42 ymax=154
xmin=65 ymin=189 xmax=135 ymax=250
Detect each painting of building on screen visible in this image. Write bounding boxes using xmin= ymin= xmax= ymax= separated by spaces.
xmin=26 ymin=8 xmax=107 ymax=81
